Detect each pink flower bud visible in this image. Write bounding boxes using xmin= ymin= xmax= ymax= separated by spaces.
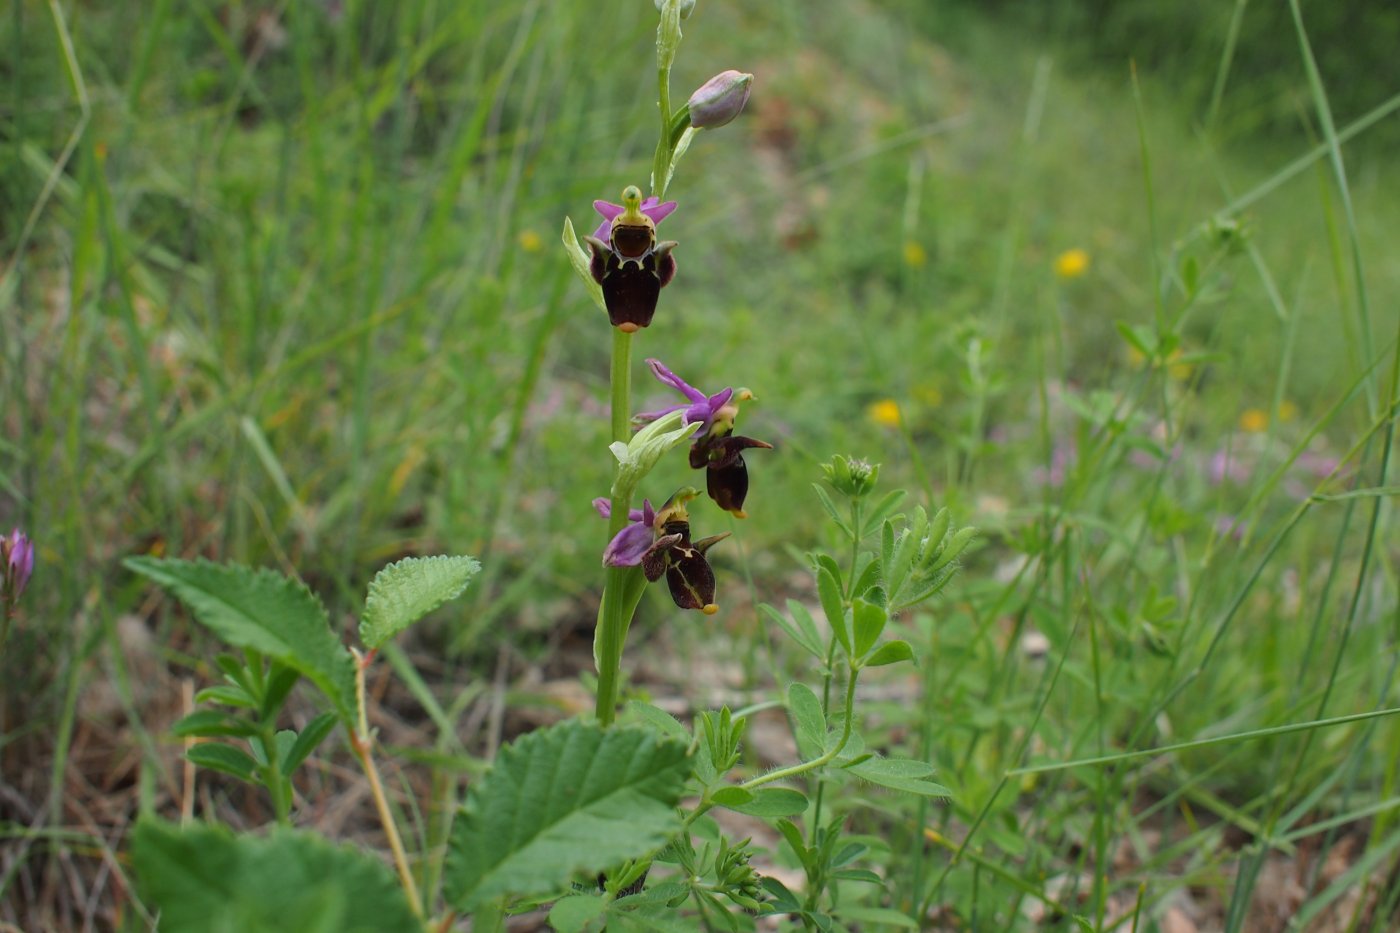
xmin=687 ymin=71 xmax=753 ymax=129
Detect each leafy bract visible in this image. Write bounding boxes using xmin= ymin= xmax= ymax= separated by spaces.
xmin=444 ymin=720 xmax=690 ymax=910
xmin=131 ymin=819 xmax=419 ymax=933
xmin=359 ymin=555 xmax=480 ymax=649
xmin=125 ymin=558 xmax=355 ymax=722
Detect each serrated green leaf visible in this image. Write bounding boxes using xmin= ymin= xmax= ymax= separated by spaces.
xmin=359 ymin=555 xmax=480 ymax=649
xmin=131 ymin=819 xmax=419 ymax=933
xmin=726 ymin=786 xmax=808 ymax=818
xmin=549 ymin=894 xmax=607 ymax=933
xmin=816 ymin=566 xmax=850 ymax=656
xmin=171 ymin=710 xmax=257 ymax=739
xmin=281 ymin=712 xmax=339 ymax=777
xmin=852 ymin=599 xmax=887 ymax=658
xmin=864 ymin=640 xmax=915 ymax=668
xmin=186 ymin=743 xmax=259 ymax=781
xmin=710 ymin=786 xmax=755 ymax=809
xmin=787 ymin=683 xmax=826 ymax=761
xmin=125 ymin=558 xmax=355 ymax=722
xmin=444 ymin=720 xmax=690 ymax=910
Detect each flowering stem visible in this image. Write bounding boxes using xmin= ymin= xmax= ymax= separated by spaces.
xmin=596 ymin=329 xmax=644 ymax=726
xmin=350 ymin=649 xmax=423 ymax=919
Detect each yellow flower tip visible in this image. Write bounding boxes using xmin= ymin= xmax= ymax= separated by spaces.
xmin=617 ymin=322 xmax=640 ymax=334
xmin=902 ymin=241 xmax=927 ymax=267
xmin=868 ymin=398 xmax=902 ymax=428
xmin=517 ymin=229 xmax=544 ymax=253
xmin=1239 ymin=408 xmax=1269 ymax=433
xmin=727 ymin=508 xmax=748 ymax=520
xmin=702 ymin=603 xmax=719 ymax=615
xmin=1278 ymin=400 xmax=1299 ymax=422
xmin=618 ymin=185 xmax=647 ymax=225
xmin=1054 ymin=248 xmax=1090 ymax=280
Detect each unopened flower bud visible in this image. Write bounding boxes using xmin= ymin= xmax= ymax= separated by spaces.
xmin=2 ymin=528 xmax=34 ymax=603
xmin=653 ymin=0 xmax=695 ymax=20
xmin=687 ymin=70 xmax=752 ymax=129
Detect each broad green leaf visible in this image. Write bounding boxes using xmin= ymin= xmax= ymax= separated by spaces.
xmin=125 ymin=558 xmax=355 ymax=722
xmin=816 ymin=565 xmax=850 ymax=656
xmin=760 ymin=876 xmax=801 ymax=912
xmin=851 ymin=598 xmax=887 ymax=658
xmin=186 ymin=743 xmax=258 ymax=781
xmin=549 ymin=894 xmax=607 ymax=933
xmin=359 ymin=555 xmax=480 ymax=649
xmin=710 ymin=786 xmax=755 ymax=809
xmin=444 ymin=720 xmax=690 ymax=910
xmin=787 ymin=683 xmax=826 ymax=760
xmin=864 ymin=640 xmax=916 ymax=668
xmin=281 ymin=712 xmax=339 ymax=777
xmin=131 ymin=819 xmax=418 ymax=933
xmin=847 ymin=757 xmax=951 ymax=797
xmin=726 ymin=786 xmax=809 ymax=818
xmin=832 ymin=869 xmax=883 ymax=883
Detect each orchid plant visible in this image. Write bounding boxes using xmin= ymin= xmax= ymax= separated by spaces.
xmin=120 ymin=2 xmax=973 ymax=931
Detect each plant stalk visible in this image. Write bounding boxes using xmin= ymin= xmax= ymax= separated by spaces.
xmin=595 ymin=329 xmax=639 ymax=726
xmin=351 ymin=650 xmax=423 ymax=918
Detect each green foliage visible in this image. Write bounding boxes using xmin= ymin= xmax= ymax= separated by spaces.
xmin=125 ymin=558 xmax=356 ymax=722
xmin=359 ymin=554 xmax=480 ymax=649
xmin=131 ymin=819 xmax=420 ymax=933
xmin=444 ymin=719 xmax=691 ymax=910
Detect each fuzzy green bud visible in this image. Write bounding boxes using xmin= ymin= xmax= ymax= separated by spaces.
xmin=822 ymin=455 xmax=880 ymax=499
xmin=654 ymin=0 xmax=695 ymax=18
xmin=687 ymin=70 xmax=753 ymax=129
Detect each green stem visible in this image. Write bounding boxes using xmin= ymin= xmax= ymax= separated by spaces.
xmin=743 ymin=665 xmax=859 ymax=791
xmin=595 ymin=330 xmax=640 ymax=726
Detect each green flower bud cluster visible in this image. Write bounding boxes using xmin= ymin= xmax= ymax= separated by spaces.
xmin=821 ymin=455 xmax=880 ymax=499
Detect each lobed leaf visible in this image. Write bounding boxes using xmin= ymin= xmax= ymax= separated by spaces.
xmin=359 ymin=555 xmax=480 ymax=649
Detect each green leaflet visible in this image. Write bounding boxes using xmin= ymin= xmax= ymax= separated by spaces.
xmin=359 ymin=554 xmax=480 ymax=649
xmin=125 ymin=558 xmax=356 ymax=722
xmin=444 ymin=720 xmax=690 ymax=910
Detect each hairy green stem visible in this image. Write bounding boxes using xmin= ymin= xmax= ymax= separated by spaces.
xmin=351 ymin=650 xmax=423 ymax=918
xmin=743 ymin=665 xmax=859 ymax=791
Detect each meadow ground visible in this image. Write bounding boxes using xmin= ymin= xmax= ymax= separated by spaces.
xmin=3 ymin=1 xmax=1400 ymax=930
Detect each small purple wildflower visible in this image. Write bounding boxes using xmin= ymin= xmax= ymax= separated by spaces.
xmin=2 ymin=528 xmax=34 ymax=602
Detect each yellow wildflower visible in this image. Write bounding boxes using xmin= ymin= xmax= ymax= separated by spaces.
xmin=1277 ymin=400 xmax=1299 ymax=422
xmin=518 ymin=229 xmax=544 ymax=253
xmin=902 ymin=241 xmax=927 ymax=267
xmin=1053 ymin=248 xmax=1090 ymax=280
xmin=1239 ymin=408 xmax=1269 ymax=433
xmin=868 ymin=399 xmax=903 ymax=428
